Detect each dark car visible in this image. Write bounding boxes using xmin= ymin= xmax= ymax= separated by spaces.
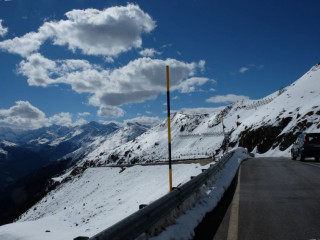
xmin=291 ymin=133 xmax=320 ymax=161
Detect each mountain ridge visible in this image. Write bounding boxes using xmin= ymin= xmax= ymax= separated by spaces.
xmin=0 ymin=121 xmax=150 ymax=194
xmin=71 ymin=63 xmax=320 ymax=167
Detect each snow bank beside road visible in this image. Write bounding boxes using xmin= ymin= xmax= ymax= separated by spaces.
xmin=151 ymin=148 xmax=250 ymax=240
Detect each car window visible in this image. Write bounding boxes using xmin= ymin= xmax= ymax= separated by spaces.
xmin=306 ymin=134 xmax=320 ymax=143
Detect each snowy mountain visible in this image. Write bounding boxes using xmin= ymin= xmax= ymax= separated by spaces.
xmin=0 ymin=120 xmax=151 ymax=182
xmin=0 ymin=121 xmax=151 ymax=224
xmin=4 ymin=63 xmax=319 ymax=173
xmin=0 ymin=120 xmax=151 ymax=169
xmin=0 ymin=122 xmax=122 ymax=160
xmin=71 ymin=63 xmax=320 ymax=167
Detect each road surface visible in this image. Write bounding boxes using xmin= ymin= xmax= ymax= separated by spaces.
xmin=194 ymin=157 xmax=320 ymax=240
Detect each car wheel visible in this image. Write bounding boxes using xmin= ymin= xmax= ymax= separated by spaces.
xmin=297 ymin=152 xmax=305 ymax=162
xmin=315 ymin=157 xmax=319 ymax=162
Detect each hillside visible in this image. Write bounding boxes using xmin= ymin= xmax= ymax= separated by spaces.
xmin=73 ymin=63 xmax=320 ymax=167
xmin=0 ymin=121 xmax=149 ymax=190
xmin=0 ymin=149 xmax=251 ymax=240
xmin=0 ymin=122 xmax=150 ymax=225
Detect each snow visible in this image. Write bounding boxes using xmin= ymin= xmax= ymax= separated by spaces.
xmin=1 ymin=140 xmax=17 ymax=147
xmin=29 ymin=137 xmax=50 ymax=145
xmin=0 ymin=149 xmax=250 ymax=240
xmin=51 ymin=169 xmax=73 ymax=183
xmin=150 ymin=148 xmax=250 ymax=240
xmin=254 ymin=146 xmax=291 ymax=158
xmin=0 ymin=148 xmax=7 ymax=155
xmin=49 ymin=136 xmax=69 ymax=147
xmin=0 ymin=140 xmax=17 ymax=155
xmin=0 ymin=162 xmax=214 ymax=240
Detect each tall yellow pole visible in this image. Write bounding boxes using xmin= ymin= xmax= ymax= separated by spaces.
xmin=166 ymin=66 xmax=173 ymax=192
xmin=221 ymin=116 xmax=228 ymax=153
xmin=222 ymin=116 xmax=226 ymax=139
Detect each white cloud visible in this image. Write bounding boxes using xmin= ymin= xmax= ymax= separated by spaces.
xmin=78 ymin=112 xmax=90 ymax=117
xmin=239 ymin=64 xmax=264 ymax=74
xmin=239 ymin=67 xmax=249 ymax=73
xmin=104 ymin=56 xmax=115 ymax=63
xmin=50 ymin=112 xmax=87 ymax=127
xmin=206 ymin=94 xmax=249 ymax=104
xmin=198 ymin=60 xmax=205 ymax=73
xmin=0 ymin=19 xmax=8 ymax=37
xmin=0 ymin=4 xmax=156 ymax=57
xmin=97 ymin=106 xmax=125 ymax=118
xmin=18 ymin=55 xmax=205 ymax=117
xmin=161 ymin=43 xmax=172 ymax=48
xmin=175 ymin=77 xmax=212 ymax=93
xmin=18 ymin=53 xmax=101 ymax=90
xmin=72 ymin=118 xmax=87 ymax=126
xmin=139 ymin=48 xmax=161 ymax=57
xmin=0 ymin=101 xmax=45 ymax=119
xmin=0 ymin=101 xmax=87 ymax=130
xmin=18 ymin=53 xmax=58 ymax=86
xmin=0 ymin=101 xmax=49 ymax=130
xmin=124 ymin=116 xmax=161 ymax=127
xmin=49 ymin=112 xmax=74 ymax=126
xmin=249 ymin=63 xmax=264 ymax=69
xmin=0 ymin=4 xmax=212 ymax=119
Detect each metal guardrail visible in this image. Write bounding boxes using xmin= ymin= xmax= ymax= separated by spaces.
xmin=179 ymin=132 xmax=224 ymax=138
xmin=81 ymin=151 xmax=235 ymax=240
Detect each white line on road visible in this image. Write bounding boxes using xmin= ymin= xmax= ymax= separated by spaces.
xmin=227 ymin=167 xmax=241 ymax=240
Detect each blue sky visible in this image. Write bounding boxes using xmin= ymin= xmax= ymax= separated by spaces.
xmin=0 ymin=0 xmax=319 ymax=129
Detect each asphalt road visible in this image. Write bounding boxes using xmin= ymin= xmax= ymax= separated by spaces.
xmin=195 ymin=157 xmax=320 ymax=240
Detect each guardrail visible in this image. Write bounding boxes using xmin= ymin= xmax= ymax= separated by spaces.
xmin=179 ymin=132 xmax=224 ymax=138
xmin=77 ymin=151 xmax=235 ymax=240
xmin=244 ymin=98 xmax=274 ymax=110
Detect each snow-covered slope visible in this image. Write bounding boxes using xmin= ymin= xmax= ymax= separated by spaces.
xmin=0 ymin=149 xmax=251 ymax=240
xmin=74 ymin=63 xmax=320 ymax=166
xmin=0 ymin=163 xmax=209 ymax=240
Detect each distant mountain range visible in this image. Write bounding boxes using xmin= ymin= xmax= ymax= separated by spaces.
xmin=0 ymin=121 xmax=151 ymax=192
xmin=0 ymin=121 xmax=150 ymax=224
